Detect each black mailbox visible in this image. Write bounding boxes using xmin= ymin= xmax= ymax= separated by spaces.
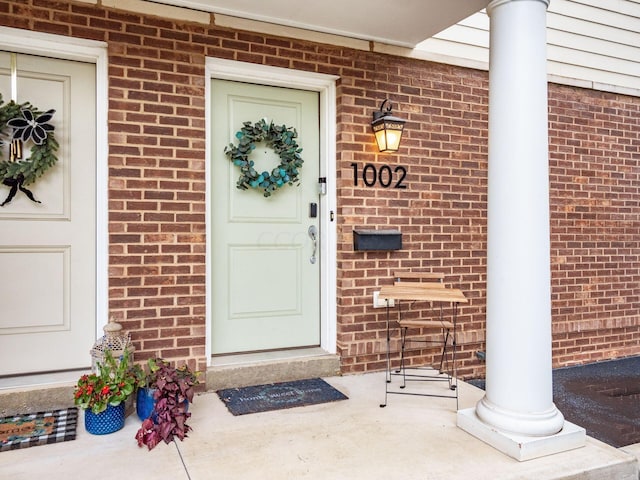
xmin=353 ymin=229 xmax=402 ymax=251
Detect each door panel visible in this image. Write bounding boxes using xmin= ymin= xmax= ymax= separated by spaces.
xmin=211 ymin=79 xmax=320 ymax=354
xmin=0 ymin=52 xmax=96 ymax=374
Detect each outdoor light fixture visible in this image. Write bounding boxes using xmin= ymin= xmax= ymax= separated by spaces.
xmin=371 ymin=99 xmax=406 ymax=153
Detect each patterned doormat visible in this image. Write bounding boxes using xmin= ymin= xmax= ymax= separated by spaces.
xmin=217 ymin=378 xmax=348 ymax=416
xmin=0 ymin=407 xmax=78 ymax=452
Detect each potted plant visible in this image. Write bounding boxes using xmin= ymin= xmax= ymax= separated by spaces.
xmin=135 ymin=357 xmax=199 ymax=450
xmin=74 ymin=349 xmax=140 ymax=435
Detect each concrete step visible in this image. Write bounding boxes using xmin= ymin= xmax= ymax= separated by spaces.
xmin=0 ymin=383 xmax=142 ymax=419
xmin=206 ymin=349 xmax=341 ymax=391
xmin=0 ymin=350 xmax=341 ymax=417
xmin=0 ymin=384 xmax=75 ymax=417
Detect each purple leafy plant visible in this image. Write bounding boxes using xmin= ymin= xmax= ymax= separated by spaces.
xmin=135 ymin=357 xmax=199 ymax=450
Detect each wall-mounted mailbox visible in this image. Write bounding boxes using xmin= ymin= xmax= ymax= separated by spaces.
xmin=353 ymin=229 xmax=402 ymax=251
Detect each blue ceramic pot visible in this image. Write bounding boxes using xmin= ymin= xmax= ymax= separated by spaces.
xmin=136 ymin=387 xmax=189 ymax=422
xmin=136 ymin=387 xmax=157 ymax=421
xmin=85 ymin=403 xmax=125 ymax=435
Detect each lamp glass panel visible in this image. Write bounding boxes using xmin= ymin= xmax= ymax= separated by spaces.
xmin=384 ymin=130 xmax=401 ymax=151
xmin=374 ymin=129 xmax=387 ymax=151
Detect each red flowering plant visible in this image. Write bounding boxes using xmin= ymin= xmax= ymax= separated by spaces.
xmin=74 ymin=350 xmax=141 ymax=414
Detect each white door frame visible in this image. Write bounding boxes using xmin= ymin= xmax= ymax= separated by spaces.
xmin=0 ymin=28 xmax=109 ymax=357
xmin=205 ymin=58 xmax=338 ymax=364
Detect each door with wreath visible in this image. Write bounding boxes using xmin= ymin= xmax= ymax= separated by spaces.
xmin=0 ymin=52 xmax=97 ymax=375
xmin=210 ymin=79 xmax=320 ymax=354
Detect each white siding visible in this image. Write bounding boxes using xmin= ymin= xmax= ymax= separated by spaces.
xmin=414 ymin=0 xmax=640 ymax=96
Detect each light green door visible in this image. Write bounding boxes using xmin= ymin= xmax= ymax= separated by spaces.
xmin=211 ymin=79 xmax=320 ymax=354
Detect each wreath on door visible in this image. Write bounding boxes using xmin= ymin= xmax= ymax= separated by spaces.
xmin=224 ymin=119 xmax=303 ymax=198
xmin=0 ymin=94 xmax=58 ymax=206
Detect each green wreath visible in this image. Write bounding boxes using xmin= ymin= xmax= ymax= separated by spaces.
xmin=224 ymin=119 xmax=303 ymax=198
xmin=0 ymin=93 xmax=58 ymax=206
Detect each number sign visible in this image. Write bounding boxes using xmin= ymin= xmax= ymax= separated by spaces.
xmin=350 ymin=163 xmax=407 ymax=189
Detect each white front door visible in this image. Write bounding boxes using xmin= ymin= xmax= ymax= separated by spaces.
xmin=211 ymin=79 xmax=320 ymax=354
xmin=0 ymin=52 xmax=96 ymax=375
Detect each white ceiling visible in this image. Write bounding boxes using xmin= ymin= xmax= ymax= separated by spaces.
xmin=150 ymin=0 xmax=490 ymax=47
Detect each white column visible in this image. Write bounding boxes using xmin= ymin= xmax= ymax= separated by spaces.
xmin=480 ymin=0 xmax=562 ymax=436
xmin=457 ymin=0 xmax=585 ymax=460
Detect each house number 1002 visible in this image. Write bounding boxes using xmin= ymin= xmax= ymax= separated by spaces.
xmin=350 ymin=162 xmax=407 ymax=189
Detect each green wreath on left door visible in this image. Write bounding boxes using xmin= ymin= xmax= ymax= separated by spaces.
xmin=0 ymin=94 xmax=58 ymax=206
xmin=224 ymin=118 xmax=303 ymax=198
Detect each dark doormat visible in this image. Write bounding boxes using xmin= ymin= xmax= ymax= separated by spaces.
xmin=467 ymin=356 xmax=640 ymax=448
xmin=0 ymin=407 xmax=78 ymax=452
xmin=217 ymin=378 xmax=348 ymax=416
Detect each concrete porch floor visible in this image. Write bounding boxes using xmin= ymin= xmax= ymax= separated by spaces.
xmin=1 ymin=372 xmax=638 ymax=480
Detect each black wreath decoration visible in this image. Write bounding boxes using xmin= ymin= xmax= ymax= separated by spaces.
xmin=224 ymin=119 xmax=303 ymax=197
xmin=0 ymin=93 xmax=58 ymax=206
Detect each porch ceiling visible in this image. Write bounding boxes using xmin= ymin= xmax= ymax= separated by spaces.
xmin=151 ymin=0 xmax=491 ymax=47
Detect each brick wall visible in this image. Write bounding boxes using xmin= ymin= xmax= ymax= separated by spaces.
xmin=549 ymin=85 xmax=640 ymax=368
xmin=336 ymin=56 xmax=489 ymax=379
xmin=1 ymin=0 xmax=638 ymax=381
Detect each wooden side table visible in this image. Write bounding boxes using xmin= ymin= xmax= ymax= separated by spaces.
xmin=379 ymin=284 xmax=467 ymax=409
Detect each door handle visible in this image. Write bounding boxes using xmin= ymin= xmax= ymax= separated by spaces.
xmin=308 ymin=225 xmax=318 ymax=264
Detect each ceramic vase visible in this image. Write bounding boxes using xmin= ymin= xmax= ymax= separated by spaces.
xmin=84 ymin=403 xmax=125 ymax=435
xmin=136 ymin=387 xmax=189 ymax=422
xmin=136 ymin=387 xmax=157 ymax=421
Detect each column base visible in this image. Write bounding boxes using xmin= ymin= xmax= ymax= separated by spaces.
xmin=457 ymin=408 xmax=586 ymax=461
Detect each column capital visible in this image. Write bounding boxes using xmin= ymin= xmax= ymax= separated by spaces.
xmin=487 ymin=0 xmax=550 ymax=16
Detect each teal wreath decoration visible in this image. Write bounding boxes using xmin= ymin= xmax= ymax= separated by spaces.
xmin=0 ymin=93 xmax=58 ymax=206
xmin=224 ymin=119 xmax=303 ymax=198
